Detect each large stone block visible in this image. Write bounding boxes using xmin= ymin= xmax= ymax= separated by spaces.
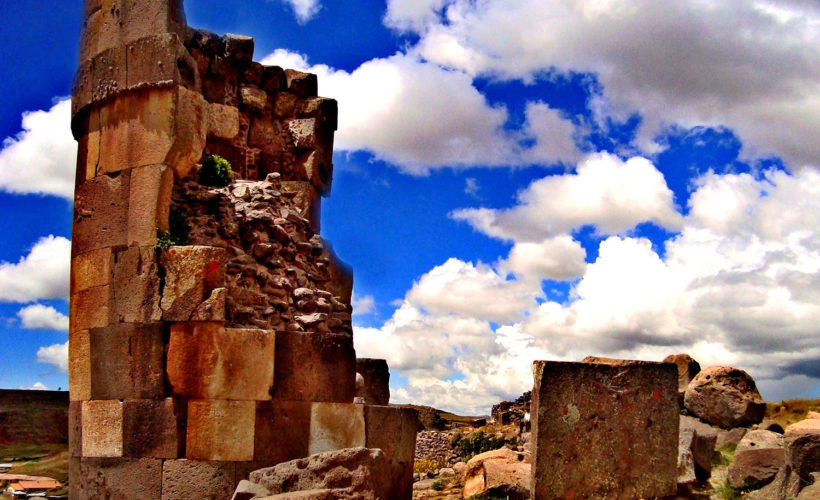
xmin=356 ymin=358 xmax=390 ymax=406
xmin=69 ymin=329 xmax=91 ymax=401
xmin=272 ymin=331 xmax=355 ymax=403
xmin=112 ymin=245 xmax=163 ymax=321
xmin=89 ymin=323 xmax=165 ymax=400
xmin=208 ymin=102 xmax=240 ymax=139
xmin=253 ymin=401 xmax=312 ymax=463
xmin=167 ymin=322 xmax=275 ymax=400
xmin=160 ymin=246 xmax=227 ymax=321
xmin=121 ymin=399 xmax=182 ymax=458
xmin=72 ymin=171 xmax=130 ymax=257
xmin=127 ymin=164 xmax=173 ymax=247
xmin=69 ymin=285 xmax=111 ymax=333
xmin=308 ymin=402 xmax=365 ymax=455
xmin=75 ymin=457 xmax=163 ymax=499
xmin=78 ymin=0 xmax=187 ymax=64
xmin=364 ymin=405 xmax=418 ymax=500
xmin=162 ymin=459 xmax=237 ymax=500
xmin=531 ymin=360 xmax=679 ymax=500
xmin=75 ymin=87 xmax=206 ymax=179
xmin=71 ymin=247 xmax=113 ymax=294
xmin=69 ymin=401 xmax=83 ymax=457
xmin=82 ymin=400 xmax=123 ymax=457
xmin=186 ymin=400 xmax=255 ymax=461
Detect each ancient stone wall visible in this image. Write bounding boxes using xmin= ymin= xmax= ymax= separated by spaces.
xmin=67 ymin=1 xmax=416 ymax=498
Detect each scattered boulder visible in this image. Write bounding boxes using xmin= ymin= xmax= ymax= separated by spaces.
xmin=678 ymin=415 xmax=718 ymax=485
xmin=736 ymin=430 xmax=785 ymax=452
xmin=664 ymin=353 xmax=701 ymax=405
xmin=716 ymin=427 xmax=748 ymax=448
xmin=785 ymin=418 xmax=820 ymax=489
xmin=237 ymin=447 xmax=392 ymax=500
xmin=728 ymin=430 xmax=786 ymax=490
xmin=683 ymin=366 xmax=766 ymax=429
xmin=461 ymin=448 xmax=531 ymax=500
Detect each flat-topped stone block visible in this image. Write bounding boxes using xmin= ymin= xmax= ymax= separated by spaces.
xmin=254 ymin=401 xmax=312 ymax=463
xmin=167 ymin=322 xmax=275 ymax=400
xmin=272 ymin=330 xmax=355 ymax=403
xmin=355 ymin=358 xmax=390 ymax=406
xmin=186 ymin=400 xmax=255 ymax=461
xmin=531 ymin=360 xmax=678 ymax=500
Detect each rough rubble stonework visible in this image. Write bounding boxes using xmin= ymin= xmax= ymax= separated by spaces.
xmin=68 ymin=1 xmax=416 ymax=498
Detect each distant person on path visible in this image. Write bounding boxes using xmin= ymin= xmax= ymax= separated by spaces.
xmin=520 ymin=411 xmax=531 ymax=434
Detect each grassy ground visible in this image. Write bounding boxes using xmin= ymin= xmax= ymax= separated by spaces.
xmin=0 ymin=443 xmax=68 ymax=497
xmin=765 ymin=398 xmax=820 ymax=428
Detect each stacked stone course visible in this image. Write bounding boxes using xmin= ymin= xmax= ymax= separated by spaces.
xmin=68 ymin=1 xmax=416 ymax=498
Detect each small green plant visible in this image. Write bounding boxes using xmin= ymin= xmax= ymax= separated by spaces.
xmin=154 ymin=208 xmax=190 ymax=249
xmin=716 ymin=482 xmax=743 ymax=500
xmin=198 ymin=154 xmax=233 ymax=187
xmin=413 ymin=458 xmax=445 ymax=475
xmin=431 ymin=479 xmax=445 ymax=491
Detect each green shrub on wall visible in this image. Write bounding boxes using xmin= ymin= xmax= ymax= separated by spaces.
xmin=198 ymin=154 xmax=233 ymax=187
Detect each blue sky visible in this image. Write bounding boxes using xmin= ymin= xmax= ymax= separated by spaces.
xmin=1 ymin=0 xmax=819 ymax=414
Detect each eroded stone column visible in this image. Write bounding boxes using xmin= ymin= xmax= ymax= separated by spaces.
xmin=530 ymin=360 xmax=679 ymax=500
xmin=68 ymin=1 xmax=416 ymax=498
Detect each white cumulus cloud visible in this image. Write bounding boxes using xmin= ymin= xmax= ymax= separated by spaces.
xmin=452 ymin=152 xmax=682 ymax=242
xmin=37 ymin=341 xmax=69 ymax=373
xmin=278 ymin=0 xmax=321 ymax=23
xmin=0 ymin=236 xmax=71 ymax=303
xmin=17 ymin=304 xmax=69 ymax=331
xmin=0 ymin=99 xmax=76 ymax=199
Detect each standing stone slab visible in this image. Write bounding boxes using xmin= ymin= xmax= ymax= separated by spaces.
xmin=364 ymin=405 xmax=419 ymax=500
xmin=531 ymin=360 xmax=678 ymax=500
xmin=356 ymin=358 xmax=390 ymax=406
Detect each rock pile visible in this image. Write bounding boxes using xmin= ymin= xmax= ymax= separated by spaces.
xmin=490 ymin=391 xmax=530 ymax=426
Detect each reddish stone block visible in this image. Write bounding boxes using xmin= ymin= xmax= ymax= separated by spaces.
xmin=531 ymin=360 xmax=678 ymax=500
xmin=253 ymin=401 xmax=311 ymax=463
xmin=122 ymin=399 xmax=182 ymax=458
xmin=82 ymin=400 xmax=123 ymax=457
xmin=69 ymin=285 xmax=111 ymax=332
xmin=75 ymin=457 xmax=163 ymax=499
xmin=71 ymin=247 xmax=113 ymax=294
xmin=72 ymin=171 xmax=130 ymax=257
xmin=89 ymin=323 xmax=165 ymax=400
xmin=208 ymin=102 xmax=240 ymax=139
xmin=365 ymin=405 xmax=419 ymax=500
xmin=167 ymin=322 xmax=275 ymax=400
xmin=112 ymin=245 xmax=163 ymax=322
xmin=69 ymin=329 xmax=91 ymax=402
xmin=127 ymin=164 xmax=173 ymax=247
xmin=126 ymin=33 xmax=198 ymax=91
xmin=69 ymin=401 xmax=83 ymax=457
xmin=356 ymin=358 xmax=390 ymax=406
xmin=186 ymin=400 xmax=255 ymax=461
xmin=162 ymin=459 xmax=237 ymax=500
xmin=160 ymin=246 xmax=227 ymax=321
xmin=285 ymin=69 xmax=318 ymax=97
xmin=308 ymin=402 xmax=365 ymax=455
xmin=272 ymin=331 xmax=355 ymax=403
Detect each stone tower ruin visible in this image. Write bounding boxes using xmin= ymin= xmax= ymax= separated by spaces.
xmin=67 ymin=1 xmax=417 ymax=498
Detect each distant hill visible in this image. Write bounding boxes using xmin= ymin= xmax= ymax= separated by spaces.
xmin=0 ymin=390 xmax=69 ymax=447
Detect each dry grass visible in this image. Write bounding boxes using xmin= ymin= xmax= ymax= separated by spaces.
xmin=765 ymin=398 xmax=820 ymax=428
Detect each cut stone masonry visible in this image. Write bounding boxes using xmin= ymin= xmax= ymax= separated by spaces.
xmin=68 ymin=1 xmax=416 ymax=498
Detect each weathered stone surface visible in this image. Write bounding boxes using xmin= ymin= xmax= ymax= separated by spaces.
xmin=355 ymin=358 xmax=390 ymax=406
xmin=190 ymin=287 xmax=227 ymax=321
xmin=679 ymin=415 xmax=718 ymax=483
xmin=160 ymin=246 xmax=227 ymax=321
xmin=285 ymin=70 xmax=318 ymax=97
xmin=684 ymin=366 xmax=766 ymax=429
xmin=77 ymin=0 xmax=187 ymax=64
xmin=69 ymin=329 xmax=91 ymax=402
xmin=248 ymin=447 xmax=390 ymax=499
xmin=717 ymin=427 xmax=748 ymax=448
xmin=69 ymin=401 xmax=83 ymax=457
xmin=223 ymin=33 xmax=254 ymax=64
xmin=162 ymin=459 xmax=237 ymax=500
xmin=664 ymin=353 xmax=701 ymax=405
xmin=122 ymin=399 xmax=181 ymax=458
xmin=72 ymin=171 xmax=130 ymax=257
xmin=82 ymin=400 xmax=123 ymax=457
xmin=288 ymin=118 xmax=317 ymax=149
xmin=273 ymin=331 xmax=355 ymax=403
xmin=785 ymin=418 xmax=820 ymax=485
xmin=167 ymin=322 xmax=275 ymax=400
xmin=281 ymin=181 xmax=320 ymax=233
xmin=209 ymin=102 xmax=240 ymax=139
xmin=309 ymin=403 xmax=366 ymax=455
xmin=233 ymin=479 xmax=271 ymax=500
xmin=254 ymin=401 xmax=311 ymax=463
xmin=728 ymin=447 xmax=785 ymax=489
xmin=531 ymin=360 xmax=679 ymax=500
xmin=76 ymin=457 xmax=163 ymax=499
xmin=737 ymin=430 xmax=785 ymax=452
xmin=463 ymin=448 xmax=531 ymax=500
xmin=242 ymin=87 xmax=268 ymax=111
xmin=89 ymin=323 xmax=165 ymax=400
xmin=71 ymin=247 xmax=113 ymax=293
xmin=127 ymin=164 xmax=173 ymax=247
xmin=112 ymin=245 xmax=162 ymax=322
xmin=364 ymin=405 xmax=418 ymax=500
xmin=186 ymin=400 xmax=255 ymax=461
